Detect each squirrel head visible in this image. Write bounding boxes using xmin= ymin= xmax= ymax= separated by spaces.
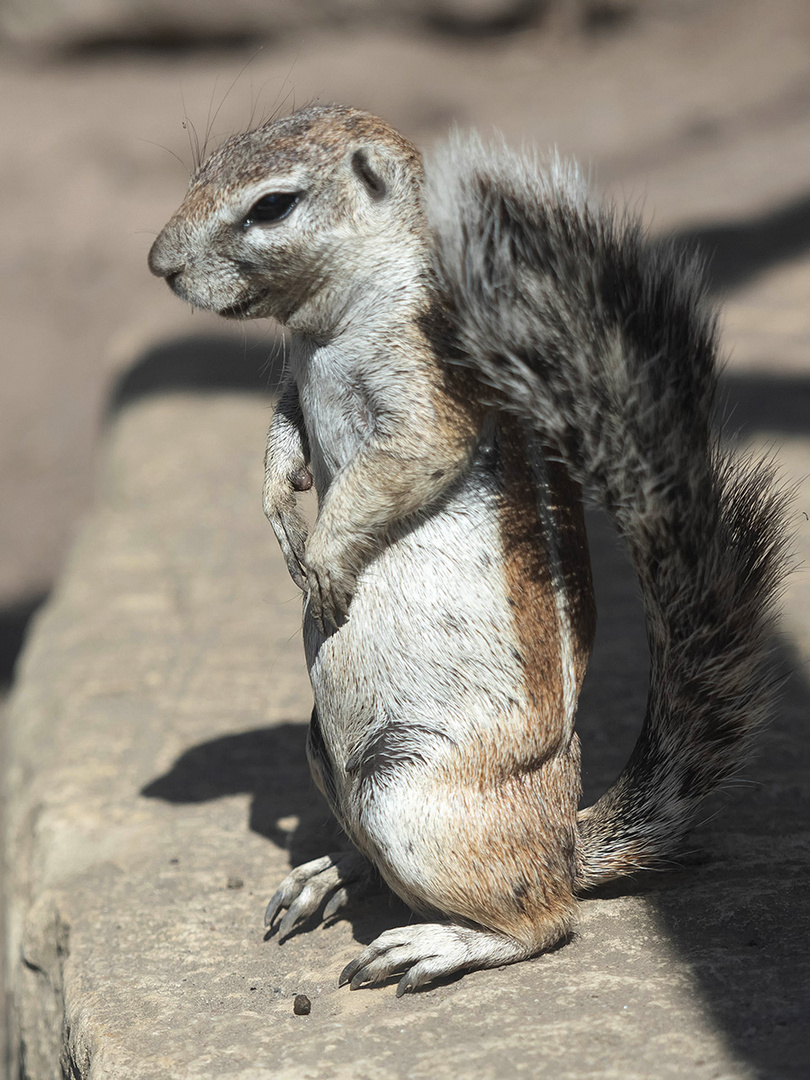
xmin=148 ymin=104 xmax=426 ymax=335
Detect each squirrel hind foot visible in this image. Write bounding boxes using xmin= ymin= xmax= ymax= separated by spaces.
xmin=264 ymin=851 xmax=373 ymax=940
xmin=339 ymin=923 xmax=535 ymax=996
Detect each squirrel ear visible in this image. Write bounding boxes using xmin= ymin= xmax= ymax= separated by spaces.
xmin=351 ymin=148 xmax=387 ymax=201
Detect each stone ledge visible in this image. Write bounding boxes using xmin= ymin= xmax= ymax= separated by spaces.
xmin=4 ymin=385 xmax=810 ymax=1079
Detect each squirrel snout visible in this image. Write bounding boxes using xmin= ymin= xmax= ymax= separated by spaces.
xmin=148 ymin=231 xmax=184 ymax=282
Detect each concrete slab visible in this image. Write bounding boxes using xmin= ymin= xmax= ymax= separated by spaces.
xmin=4 ymin=373 xmax=810 ymax=1079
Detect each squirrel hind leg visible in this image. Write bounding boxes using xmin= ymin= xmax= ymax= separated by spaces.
xmin=340 ymin=922 xmax=536 ymax=996
xmin=347 ymin=745 xmax=582 ymax=989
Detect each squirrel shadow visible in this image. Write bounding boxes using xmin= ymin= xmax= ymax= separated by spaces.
xmin=652 ymin=648 xmax=810 ymax=1077
xmin=140 ymin=723 xmax=413 ymax=948
xmin=579 ymin=503 xmax=810 ymax=1079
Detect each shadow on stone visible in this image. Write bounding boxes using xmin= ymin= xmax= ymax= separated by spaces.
xmin=575 ymin=363 xmax=810 ymax=1077
xmin=651 ymin=644 xmax=810 ymax=1080
xmin=107 ymin=332 xmax=286 ymax=418
xmin=140 ymin=723 xmax=339 ymax=865
xmin=141 ymin=723 xmax=410 ymax=944
xmin=579 ymin=519 xmax=810 ymax=1077
xmin=0 ymin=593 xmax=49 ymax=690
xmin=672 ymin=188 xmax=810 ymax=296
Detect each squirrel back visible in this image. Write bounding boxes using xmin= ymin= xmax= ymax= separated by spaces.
xmin=424 ymin=136 xmax=791 ymax=888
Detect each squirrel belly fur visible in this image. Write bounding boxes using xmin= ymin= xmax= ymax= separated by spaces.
xmin=149 ymin=104 xmax=790 ymax=994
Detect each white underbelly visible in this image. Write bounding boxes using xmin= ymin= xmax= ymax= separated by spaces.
xmin=304 ymin=465 xmax=537 ymax=769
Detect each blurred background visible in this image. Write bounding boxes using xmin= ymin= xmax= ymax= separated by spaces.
xmin=2 ymin=0 xmax=810 ymax=690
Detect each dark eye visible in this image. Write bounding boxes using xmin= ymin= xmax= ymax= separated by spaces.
xmin=243 ymin=192 xmax=301 ymax=227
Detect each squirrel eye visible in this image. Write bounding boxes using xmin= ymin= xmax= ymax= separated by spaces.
xmin=243 ymin=192 xmax=300 ymax=227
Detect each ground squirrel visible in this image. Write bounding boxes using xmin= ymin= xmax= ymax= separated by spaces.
xmin=149 ymin=104 xmax=789 ymax=995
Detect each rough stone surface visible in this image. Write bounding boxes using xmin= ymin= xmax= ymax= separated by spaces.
xmin=4 ymin=376 xmax=810 ymax=1078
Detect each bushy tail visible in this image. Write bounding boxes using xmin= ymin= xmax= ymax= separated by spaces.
xmin=424 ymin=136 xmax=791 ymax=888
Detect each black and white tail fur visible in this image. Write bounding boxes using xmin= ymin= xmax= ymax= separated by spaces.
xmin=425 ymin=138 xmax=791 ymax=889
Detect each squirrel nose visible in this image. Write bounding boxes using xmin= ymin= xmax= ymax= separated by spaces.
xmin=148 ymin=232 xmax=184 ymax=281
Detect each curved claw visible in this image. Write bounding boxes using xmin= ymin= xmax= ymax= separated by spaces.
xmin=338 ymin=955 xmax=364 ymax=989
xmin=271 ymin=510 xmax=308 ymax=592
xmin=305 ymin=559 xmax=355 ymax=633
xmin=322 ymin=886 xmax=351 ymax=922
xmin=264 ymin=889 xmax=287 ymax=929
xmin=395 ymin=961 xmax=441 ymax=998
xmin=264 ymin=852 xmax=372 ymax=940
xmin=276 ymin=880 xmax=328 ymax=942
xmin=277 ymin=905 xmax=302 ymax=942
xmin=339 ymin=939 xmax=433 ymax=992
xmin=264 ymin=854 xmax=335 ymax=930
xmin=306 ymin=573 xmax=338 ymax=634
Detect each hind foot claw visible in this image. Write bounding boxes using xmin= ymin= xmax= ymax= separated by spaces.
xmin=264 ymin=851 xmax=372 ymax=941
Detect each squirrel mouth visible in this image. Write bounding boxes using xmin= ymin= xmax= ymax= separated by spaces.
xmin=219 ymin=291 xmax=269 ymax=319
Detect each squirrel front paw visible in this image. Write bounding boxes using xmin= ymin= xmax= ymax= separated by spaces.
xmin=304 ymin=538 xmax=358 ymax=632
xmin=263 ymin=470 xmax=312 ymax=591
xmin=268 ymin=506 xmax=309 ymax=591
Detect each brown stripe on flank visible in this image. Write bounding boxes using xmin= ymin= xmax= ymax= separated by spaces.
xmin=497 ymin=425 xmax=594 ymax=760
xmin=545 ymin=459 xmax=596 ymax=683
xmin=497 ymin=424 xmax=564 ymax=754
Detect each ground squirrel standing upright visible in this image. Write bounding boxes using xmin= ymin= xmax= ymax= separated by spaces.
xmin=149 ymin=104 xmax=789 ymax=994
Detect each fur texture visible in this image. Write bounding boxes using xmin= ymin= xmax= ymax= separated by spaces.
xmin=149 ymin=105 xmax=790 ymax=993
xmin=424 ymin=135 xmax=791 ymax=886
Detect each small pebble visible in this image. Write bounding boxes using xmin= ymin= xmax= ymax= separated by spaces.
xmin=226 ymin=876 xmax=244 ymax=890
xmin=293 ymin=994 xmax=312 ymax=1015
